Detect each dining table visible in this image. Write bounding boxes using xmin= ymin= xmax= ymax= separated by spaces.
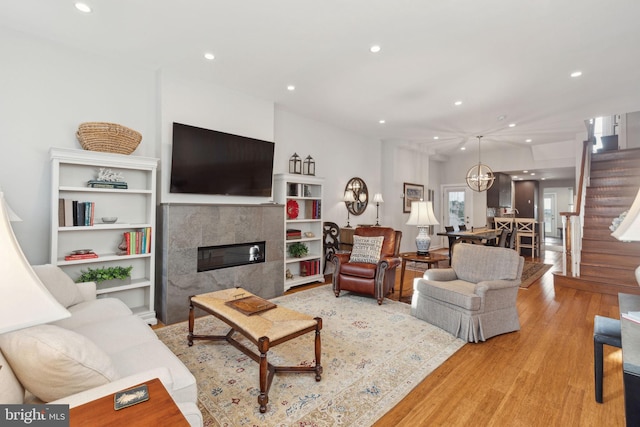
xmin=436 ymin=228 xmax=501 ymax=260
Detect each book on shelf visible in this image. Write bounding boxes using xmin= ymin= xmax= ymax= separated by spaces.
xmin=299 ymin=259 xmax=320 ymax=276
xmin=87 ymin=180 xmax=128 ymax=189
xmin=121 ymin=227 xmax=152 ymax=255
xmin=304 ymin=200 xmax=321 ymax=219
xmin=64 ymin=252 xmax=98 ymax=261
xmin=286 ymin=228 xmax=302 ymax=240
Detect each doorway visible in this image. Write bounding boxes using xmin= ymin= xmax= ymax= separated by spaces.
xmin=442 ymin=185 xmax=471 ymax=229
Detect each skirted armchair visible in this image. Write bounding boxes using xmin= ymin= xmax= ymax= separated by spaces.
xmin=330 ymin=227 xmax=401 ymax=305
xmin=411 ymin=243 xmax=524 ymax=342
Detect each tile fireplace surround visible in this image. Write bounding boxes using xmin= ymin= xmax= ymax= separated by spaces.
xmin=156 ymin=203 xmax=284 ymax=324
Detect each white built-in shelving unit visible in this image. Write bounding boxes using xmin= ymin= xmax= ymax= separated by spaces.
xmin=273 ymin=173 xmax=324 ymax=291
xmin=49 ymin=148 xmax=158 ymax=324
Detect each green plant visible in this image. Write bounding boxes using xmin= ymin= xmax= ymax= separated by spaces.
xmin=76 ymin=266 xmax=133 ymax=283
xmin=288 ymin=242 xmax=309 ymax=258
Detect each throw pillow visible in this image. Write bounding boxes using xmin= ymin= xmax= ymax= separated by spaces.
xmin=349 ymin=235 xmax=385 ymax=264
xmin=32 ymin=264 xmax=84 ymax=308
xmin=0 ymin=324 xmax=120 ymax=402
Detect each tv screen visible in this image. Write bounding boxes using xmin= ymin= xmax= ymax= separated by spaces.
xmin=170 ymin=122 xmax=275 ymax=197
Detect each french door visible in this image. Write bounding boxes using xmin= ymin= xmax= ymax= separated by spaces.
xmin=442 ymin=185 xmax=472 ymax=229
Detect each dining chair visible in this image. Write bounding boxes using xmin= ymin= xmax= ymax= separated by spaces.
xmin=494 ymin=217 xmax=514 ymax=231
xmin=515 ymin=218 xmax=538 ymax=256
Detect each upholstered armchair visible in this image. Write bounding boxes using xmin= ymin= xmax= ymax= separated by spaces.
xmin=330 ymin=227 xmax=401 ymax=305
xmin=411 ymin=243 xmax=524 ymax=342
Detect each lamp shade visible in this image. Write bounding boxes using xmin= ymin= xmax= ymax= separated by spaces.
xmin=612 ymin=187 xmax=640 ymax=242
xmin=0 ymin=192 xmax=70 ymax=334
xmin=406 ymin=201 xmax=439 ymax=226
xmin=343 ymin=191 xmax=356 ymax=203
xmin=373 ymin=193 xmax=384 ymax=203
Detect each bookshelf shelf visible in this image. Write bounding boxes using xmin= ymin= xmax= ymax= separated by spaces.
xmin=274 ymin=173 xmax=324 ymax=292
xmin=50 ymin=148 xmax=158 ymax=325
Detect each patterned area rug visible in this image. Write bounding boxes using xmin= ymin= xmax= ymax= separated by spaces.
xmin=519 ymin=262 xmax=552 ymax=288
xmin=155 ymin=285 xmax=466 ymax=426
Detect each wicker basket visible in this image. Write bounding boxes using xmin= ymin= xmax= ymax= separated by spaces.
xmin=76 ymin=122 xmax=142 ymax=155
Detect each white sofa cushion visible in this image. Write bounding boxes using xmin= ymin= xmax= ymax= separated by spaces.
xmin=349 ymin=235 xmax=384 ymax=264
xmin=110 ymin=340 xmax=198 ymax=403
xmin=72 ymin=315 xmax=159 ymax=355
xmin=51 ymin=298 xmax=133 ymax=330
xmin=32 ymin=264 xmax=84 ymax=308
xmin=0 ymin=324 xmax=119 ymax=402
xmin=0 ymin=349 xmax=24 ymax=404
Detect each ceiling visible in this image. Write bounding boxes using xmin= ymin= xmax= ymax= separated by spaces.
xmin=2 ymin=1 xmax=640 ymax=163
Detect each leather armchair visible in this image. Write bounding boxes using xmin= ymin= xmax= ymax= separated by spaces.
xmin=330 ymin=226 xmax=402 ymax=305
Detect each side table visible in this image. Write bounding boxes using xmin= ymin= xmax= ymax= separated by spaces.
xmin=69 ymin=378 xmax=189 ymax=427
xmin=398 ymin=252 xmax=448 ymax=302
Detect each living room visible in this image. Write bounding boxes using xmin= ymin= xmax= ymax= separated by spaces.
xmin=2 ymin=2 xmax=640 ymax=426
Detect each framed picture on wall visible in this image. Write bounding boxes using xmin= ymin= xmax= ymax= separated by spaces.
xmin=403 ymin=182 xmax=424 ymax=213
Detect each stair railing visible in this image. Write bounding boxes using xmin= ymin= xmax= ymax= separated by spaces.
xmin=560 ymin=139 xmax=591 ymax=276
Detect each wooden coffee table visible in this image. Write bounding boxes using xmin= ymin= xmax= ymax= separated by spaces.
xmin=188 ymin=288 xmax=322 ymax=413
xmin=398 ymin=252 xmax=449 ymax=302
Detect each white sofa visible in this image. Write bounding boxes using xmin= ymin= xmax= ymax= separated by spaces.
xmin=0 ymin=265 xmax=202 ymax=426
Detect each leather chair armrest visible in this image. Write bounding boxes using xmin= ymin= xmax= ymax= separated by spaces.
xmin=379 ymin=256 xmax=401 ymax=270
xmin=423 ymin=268 xmax=458 ymax=282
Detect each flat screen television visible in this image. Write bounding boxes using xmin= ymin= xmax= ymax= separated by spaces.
xmin=170 ymin=122 xmax=275 ymax=197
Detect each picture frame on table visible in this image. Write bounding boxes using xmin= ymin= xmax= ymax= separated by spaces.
xmin=403 ymin=182 xmax=424 ymax=213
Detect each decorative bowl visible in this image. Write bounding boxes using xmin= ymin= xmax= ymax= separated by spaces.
xmin=101 ymin=217 xmax=118 ymax=224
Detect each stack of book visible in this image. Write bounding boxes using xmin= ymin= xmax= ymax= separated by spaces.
xmin=122 ymin=227 xmax=152 ymax=255
xmin=286 ymin=229 xmax=302 ymax=240
xmin=305 ymin=200 xmax=321 ymax=219
xmin=64 ymin=251 xmax=98 ymax=261
xmin=58 ymin=199 xmax=95 ymax=227
xmin=299 ymin=259 xmax=321 ymax=276
xmin=87 ymin=180 xmax=128 ymax=189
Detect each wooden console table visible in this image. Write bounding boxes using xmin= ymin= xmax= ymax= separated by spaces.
xmin=69 ymin=378 xmax=189 ymax=427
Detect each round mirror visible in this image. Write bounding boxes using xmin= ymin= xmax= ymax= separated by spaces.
xmin=344 ymin=177 xmax=368 ymax=216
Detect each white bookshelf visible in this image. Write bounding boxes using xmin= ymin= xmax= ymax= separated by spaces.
xmin=50 ymin=148 xmax=158 ymax=324
xmin=273 ymin=173 xmax=324 ymax=291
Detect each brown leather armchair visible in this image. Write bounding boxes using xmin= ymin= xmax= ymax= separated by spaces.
xmin=330 ymin=226 xmax=402 ymax=305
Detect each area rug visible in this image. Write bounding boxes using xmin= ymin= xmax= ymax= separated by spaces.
xmin=155 ymin=285 xmax=466 ymax=426
xmin=519 ymin=262 xmax=552 ymax=288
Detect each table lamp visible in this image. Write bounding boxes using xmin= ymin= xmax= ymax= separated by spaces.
xmin=611 ymin=187 xmax=640 ymax=285
xmin=373 ymin=193 xmax=384 ymax=226
xmin=343 ymin=191 xmax=356 ymax=228
xmin=0 ymin=189 xmax=70 ymax=334
xmin=406 ymin=201 xmax=439 ymax=255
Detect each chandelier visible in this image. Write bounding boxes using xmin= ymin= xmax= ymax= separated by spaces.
xmin=465 ymin=136 xmax=495 ymax=192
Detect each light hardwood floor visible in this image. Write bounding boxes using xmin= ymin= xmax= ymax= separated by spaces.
xmin=371 ymin=247 xmax=625 ymax=427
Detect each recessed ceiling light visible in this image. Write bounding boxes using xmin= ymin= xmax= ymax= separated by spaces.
xmin=287 ymin=85 xmax=296 ymax=91
xmin=530 ymin=173 xmax=535 ymax=176
xmin=454 ymin=101 xmax=463 ymax=106
xmin=433 ymin=136 xmax=439 ymax=140
xmin=378 ymin=119 xmax=385 ymax=124
xmin=513 ymin=176 xmax=519 ymax=179
xmin=370 ymin=45 xmax=381 ymax=53
xmin=523 ymin=170 xmax=528 ymax=173
xmin=75 ymin=2 xmax=91 ymax=13
xmin=571 ymin=71 xmax=583 ymax=78
xmin=204 ymin=52 xmax=215 ymax=60
xmin=460 ymin=147 xmax=466 ymax=151
xmin=508 ymin=123 xmax=516 ymax=128
xmin=541 ymin=177 xmax=546 ymax=181
xmin=525 ymin=138 xmax=532 ymax=143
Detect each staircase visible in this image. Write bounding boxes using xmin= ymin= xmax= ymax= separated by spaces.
xmin=554 ymin=147 xmax=640 ymax=296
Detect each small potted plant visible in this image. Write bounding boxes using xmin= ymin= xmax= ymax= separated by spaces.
xmin=76 ymin=265 xmax=133 ymax=287
xmin=288 ymin=242 xmax=309 ymax=258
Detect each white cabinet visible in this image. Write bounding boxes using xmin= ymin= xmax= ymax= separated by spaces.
xmin=273 ymin=174 xmax=324 ymax=291
xmin=50 ymin=148 xmax=158 ymax=324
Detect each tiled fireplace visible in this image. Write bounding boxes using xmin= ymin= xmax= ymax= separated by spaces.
xmin=156 ymin=203 xmax=284 ymax=324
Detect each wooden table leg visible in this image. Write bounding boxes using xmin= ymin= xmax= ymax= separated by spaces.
xmin=187 ymin=296 xmax=195 ymax=346
xmin=258 ymin=337 xmax=270 ymax=413
xmin=314 ymin=317 xmax=323 ymax=381
xmin=399 ymin=258 xmax=407 ymax=302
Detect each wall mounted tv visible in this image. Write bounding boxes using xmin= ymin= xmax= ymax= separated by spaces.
xmin=170 ymin=122 xmax=275 ymax=197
